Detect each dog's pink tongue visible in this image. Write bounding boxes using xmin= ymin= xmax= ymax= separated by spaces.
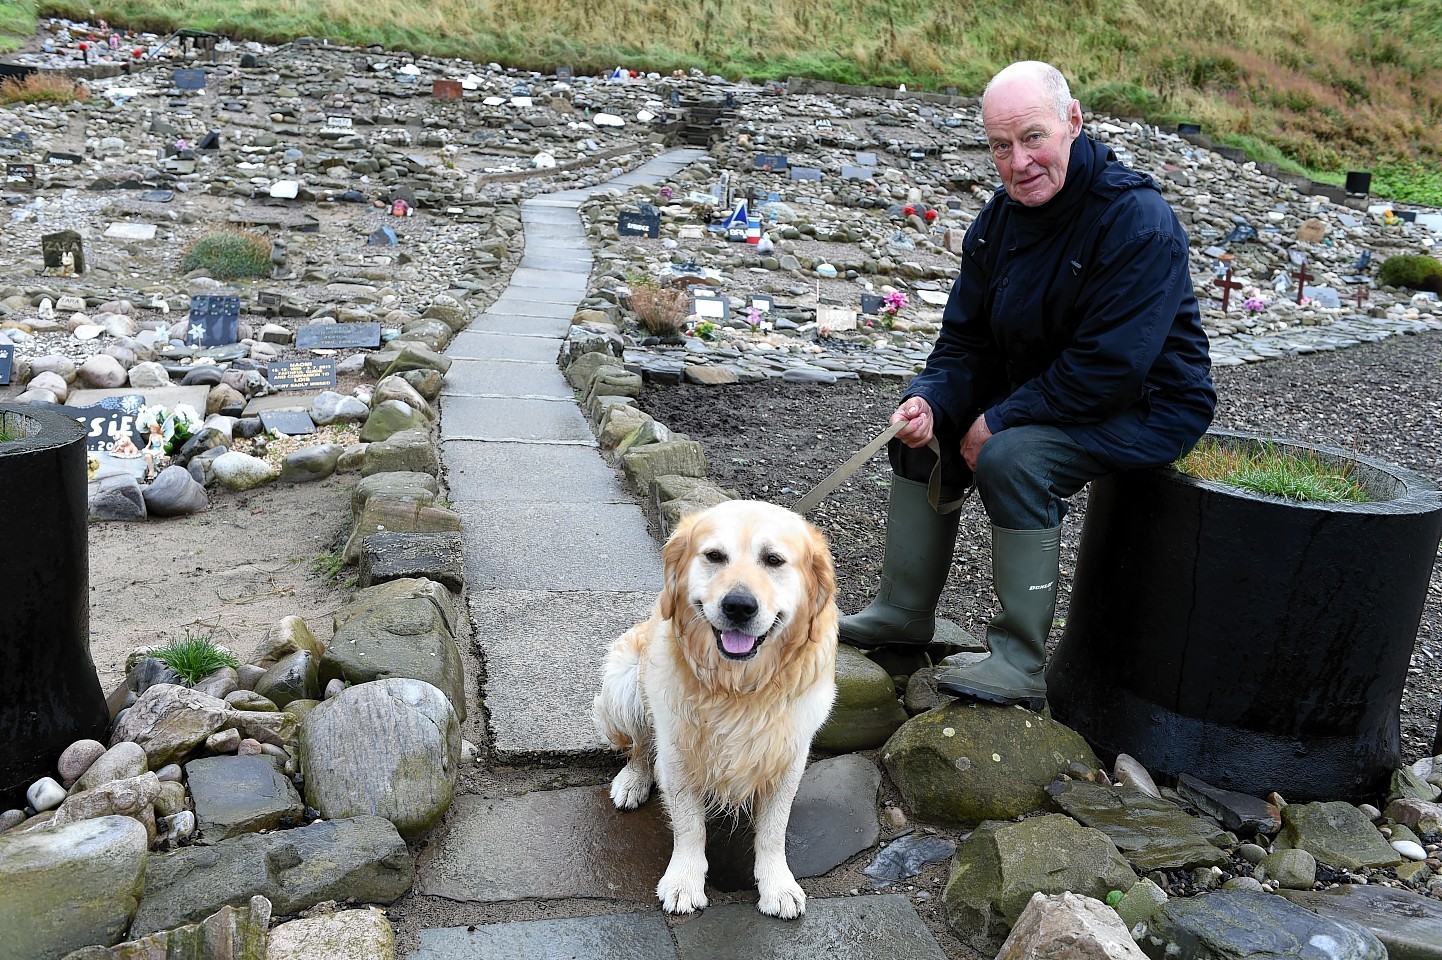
xmin=721 ymin=630 xmax=758 ymax=655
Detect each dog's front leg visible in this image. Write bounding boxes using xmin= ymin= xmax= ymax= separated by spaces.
xmin=656 ymin=779 xmax=709 ymax=914
xmin=752 ymin=755 xmax=808 ymax=918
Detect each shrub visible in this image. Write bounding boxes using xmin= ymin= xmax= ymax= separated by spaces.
xmin=151 ymin=631 xmax=240 ymax=685
xmin=626 ymin=275 xmax=688 ymax=338
xmin=0 ymin=73 xmax=86 ymax=105
xmin=181 ymin=228 xmax=273 ymax=278
xmin=1377 ymin=254 xmax=1442 ymax=292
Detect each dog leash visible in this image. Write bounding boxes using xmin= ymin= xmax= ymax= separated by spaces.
xmin=793 ymin=421 xmax=968 ymax=516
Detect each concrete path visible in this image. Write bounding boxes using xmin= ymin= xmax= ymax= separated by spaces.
xmin=439 ymin=149 xmax=707 ymax=763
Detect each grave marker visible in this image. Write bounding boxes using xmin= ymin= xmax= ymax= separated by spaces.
xmin=617 ymin=210 xmax=661 ymax=239
xmin=197 ymin=131 xmax=221 ymax=151
xmin=554 ymin=66 xmax=573 ymax=79
xmin=1304 ymin=285 xmax=1342 ymax=309
xmin=41 ymin=230 xmax=85 ymax=275
xmin=294 ymin=321 xmax=382 ymax=350
xmin=1214 ymin=255 xmax=1242 ymax=313
xmin=257 ymin=291 xmax=283 ymax=312
xmin=38 ymin=395 xmax=144 ymax=452
xmin=139 ymin=189 xmax=174 ymax=202
xmin=172 ymin=68 xmax=206 ymax=91
xmin=0 ymin=344 xmax=11 ymax=384
xmin=56 ymin=295 xmax=86 ymax=312
xmin=690 ymin=296 xmax=729 ymax=320
xmin=855 ymin=152 xmax=878 ymax=166
xmin=267 ymin=357 xmax=337 ymax=391
xmin=748 ymin=294 xmax=774 ymax=313
xmin=325 ymin=112 xmax=353 ymax=131
xmin=259 ymin=409 xmax=316 ymax=436
xmin=815 ymin=118 xmax=832 ymax=129
xmin=5 ymin=162 xmax=35 ymax=190
xmin=860 ymin=293 xmax=884 ymax=315
xmin=754 ymin=153 xmax=789 ymax=171
xmin=188 ymin=295 xmax=240 ymax=347
xmin=45 ymin=151 xmax=83 ymax=165
xmin=789 ymin=166 xmax=823 ymax=182
xmin=816 ymin=304 xmax=858 ymax=332
xmin=432 ymin=79 xmax=462 ymax=100
xmin=1292 ymin=261 xmax=1314 ymax=305
xmin=841 ymin=165 xmax=873 ymax=180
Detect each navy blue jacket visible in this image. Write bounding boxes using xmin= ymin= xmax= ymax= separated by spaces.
xmin=907 ymin=133 xmax=1216 ymax=471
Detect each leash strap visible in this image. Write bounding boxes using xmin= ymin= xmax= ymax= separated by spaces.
xmin=793 ymin=422 xmax=968 ymax=516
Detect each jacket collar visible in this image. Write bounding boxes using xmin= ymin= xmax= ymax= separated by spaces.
xmin=1002 ymin=133 xmax=1109 ymax=243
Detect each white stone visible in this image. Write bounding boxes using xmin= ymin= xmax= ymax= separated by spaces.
xmin=1392 ymin=839 xmax=1427 ymax=861
xmin=531 ymin=152 xmax=556 ymax=169
xmin=26 ymin=777 xmax=66 ymax=812
xmin=73 ymin=324 xmax=104 ymax=341
xmin=211 ymin=451 xmax=280 ymax=491
xmin=397 ymin=64 xmax=421 ymax=76
xmin=103 ymin=223 xmax=157 ymax=240
xmin=266 ymin=908 xmax=395 ymax=960
xmin=593 ymin=113 xmax=624 ymax=127
xmin=996 ymin=891 xmax=1148 ymax=960
xmin=270 ymin=180 xmax=300 ymax=199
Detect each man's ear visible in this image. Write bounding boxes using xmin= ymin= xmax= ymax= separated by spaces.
xmin=1067 ymin=98 xmax=1083 ymax=139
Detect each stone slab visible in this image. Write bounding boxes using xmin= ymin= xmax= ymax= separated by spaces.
xmin=672 ymin=895 xmax=947 ymax=960
xmin=452 ymin=503 xmax=661 ymax=591
xmin=242 ymin=391 xmax=324 ymax=415
xmin=418 ymin=787 xmax=672 ymax=903
xmin=445 ymin=334 xmax=564 ymax=364
xmin=518 ymin=254 xmax=593 ymax=273
xmin=409 ymin=912 xmax=676 ymax=960
xmin=507 ymin=267 xmax=589 ymax=294
xmin=442 ymin=441 xmax=631 ymax=503
xmin=463 ymin=313 xmax=574 ymax=339
xmin=440 ymin=359 xmax=571 ymax=399
xmin=487 ymin=297 xmax=580 ymax=320
xmin=466 ymin=589 xmax=657 ymax=759
xmin=440 ymin=395 xmax=593 ymax=443
xmin=69 ymin=384 xmax=208 ymax=413
xmin=520 ymin=224 xmax=587 ymax=242
xmin=1280 ymin=885 xmax=1442 ymax=960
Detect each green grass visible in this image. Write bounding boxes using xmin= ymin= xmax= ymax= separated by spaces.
xmin=151 ymin=630 xmax=241 ymax=684
xmin=181 ymin=228 xmax=273 ymax=279
xmin=0 ymin=2 xmax=32 ymax=54
xmin=1178 ymin=439 xmax=1371 ymax=504
xmin=312 ymin=548 xmax=346 ymax=579
xmin=0 ymin=426 xmax=16 ymax=443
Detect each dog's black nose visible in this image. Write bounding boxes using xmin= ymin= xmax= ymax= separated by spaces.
xmin=720 ymin=590 xmax=758 ymax=625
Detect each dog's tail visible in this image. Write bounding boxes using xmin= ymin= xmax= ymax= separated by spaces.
xmin=592 ymin=624 xmax=650 ymax=752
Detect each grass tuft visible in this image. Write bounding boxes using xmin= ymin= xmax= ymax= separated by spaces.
xmin=626 ymin=275 xmax=689 ymax=339
xmin=151 ymin=630 xmax=241 ymax=685
xmin=312 ymin=548 xmax=346 ymax=579
xmin=1178 ymin=439 xmax=1371 ymax=503
xmin=0 ymin=72 xmax=87 ymax=105
xmin=181 ymin=228 xmax=273 ymax=279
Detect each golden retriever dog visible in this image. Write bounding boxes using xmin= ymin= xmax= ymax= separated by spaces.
xmin=592 ymin=500 xmax=838 ymax=919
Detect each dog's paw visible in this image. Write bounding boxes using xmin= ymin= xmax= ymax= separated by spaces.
xmin=609 ymin=764 xmax=653 ymax=810
xmin=757 ymin=877 xmax=806 ymax=919
xmin=658 ymin=870 xmax=708 ymax=914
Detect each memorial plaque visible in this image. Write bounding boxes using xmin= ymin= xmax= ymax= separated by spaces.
xmin=187 ymin=295 xmax=240 ymax=347
xmin=325 ymin=114 xmax=354 ymax=130
xmin=861 ymin=293 xmax=885 ymax=315
xmin=555 ymin=65 xmax=573 ymax=79
xmin=41 ymin=230 xmax=85 ymax=275
xmin=257 ymin=291 xmax=283 ymax=308
xmin=139 ymin=189 xmax=174 ymax=203
xmin=294 ymin=321 xmax=383 ymax=350
xmin=841 ymin=165 xmax=873 ymax=180
xmin=432 ymin=79 xmax=463 ymax=100
xmin=38 ymin=395 xmax=144 ymax=452
xmin=907 ymin=149 xmax=927 ymax=160
xmin=0 ymin=344 xmax=11 ymax=385
xmin=754 ymin=153 xmax=789 ymax=171
xmin=5 ymin=163 xmax=35 ymax=190
xmin=817 ymin=304 xmax=858 ymax=332
xmin=749 ymin=294 xmax=774 ymax=313
xmin=267 ymin=357 xmax=337 ymax=391
xmin=691 ymin=296 xmax=729 ymax=320
xmin=259 ymin=409 xmax=316 ymax=436
xmin=172 ymin=68 xmax=206 ymax=91
xmin=197 ymin=130 xmax=221 ymax=151
xmin=789 ymin=166 xmax=823 ymax=182
xmin=815 ymin=118 xmax=832 ymax=129
xmin=45 ymin=151 xmax=83 ymax=165
xmin=617 ymin=210 xmax=661 ymax=239
xmin=1304 ymin=285 xmax=1343 ymax=309
xmin=690 ymin=286 xmax=721 ymax=299
xmin=56 ymin=294 xmax=86 ymax=312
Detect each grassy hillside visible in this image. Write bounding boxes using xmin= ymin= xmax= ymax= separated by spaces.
xmin=6 ymin=0 xmax=1441 ymax=201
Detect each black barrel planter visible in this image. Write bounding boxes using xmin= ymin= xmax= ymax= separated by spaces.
xmin=1047 ymin=430 xmax=1442 ymax=801
xmin=0 ymin=403 xmax=109 ymax=803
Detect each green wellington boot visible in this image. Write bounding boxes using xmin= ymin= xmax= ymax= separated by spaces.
xmin=839 ymin=475 xmax=961 ymax=648
xmin=936 ymin=524 xmax=1061 ymax=711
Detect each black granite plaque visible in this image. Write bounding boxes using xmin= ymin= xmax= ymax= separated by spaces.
xmin=267 ymin=357 xmax=337 ymax=391
xmin=555 ymin=65 xmax=573 ymax=79
xmin=294 ymin=321 xmax=382 ymax=350
xmin=38 ymin=395 xmax=144 ymax=452
xmin=0 ymin=344 xmax=11 ymax=385
xmin=187 ymin=295 xmax=240 ymax=347
xmin=5 ymin=163 xmax=35 ymax=190
xmin=259 ymin=409 xmax=316 ymax=436
xmin=617 ymin=210 xmax=660 ymax=238
xmin=861 ymin=293 xmax=884 ymax=315
xmin=41 ymin=230 xmax=85 ymax=274
xmin=754 ymin=153 xmax=789 ymax=171
xmin=173 ymin=68 xmax=206 ymax=90
xmin=45 ymin=151 xmax=83 ymax=165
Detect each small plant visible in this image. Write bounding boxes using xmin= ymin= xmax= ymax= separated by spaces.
xmin=690 ymin=320 xmax=719 ymax=340
xmin=0 ymin=73 xmax=86 ymax=106
xmin=181 ymin=228 xmax=273 ymax=279
xmin=313 ymin=548 xmax=346 ymax=579
xmin=625 ymin=275 xmax=689 ymax=338
xmin=0 ymin=425 xmax=16 ymax=443
xmin=1178 ymin=439 xmax=1371 ymax=503
xmin=1377 ymin=254 xmax=1442 ymax=293
xmin=151 ymin=631 xmax=240 ymax=685
xmin=1243 ymin=296 xmax=1267 ymax=313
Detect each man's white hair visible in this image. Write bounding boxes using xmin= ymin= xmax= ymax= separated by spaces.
xmin=982 ymin=61 xmax=1074 ymax=122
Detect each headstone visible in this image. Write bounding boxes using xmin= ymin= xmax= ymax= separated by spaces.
xmin=554 ymin=66 xmax=573 ymax=79
xmin=267 ymin=358 xmax=337 ymax=392
xmin=45 ymin=151 xmax=83 ymax=165
xmin=38 ymin=394 xmax=144 ymax=452
xmin=432 ymin=79 xmax=462 ymax=100
xmin=259 ymin=409 xmax=316 ymax=436
xmin=749 ymin=294 xmax=774 ymax=313
xmin=324 ymin=112 xmax=353 ymax=131
xmin=42 ymin=230 xmax=86 ymax=274
xmin=294 ymin=322 xmax=383 ymax=350
xmin=754 ymin=153 xmax=789 ymax=170
xmin=790 ymin=166 xmax=823 ymax=181
xmin=841 ymin=165 xmax=873 ymax=180
xmin=257 ymin=291 xmax=283 ymax=313
xmin=188 ymin=295 xmax=241 ymax=347
xmin=139 ymin=189 xmax=174 ymax=203
xmin=617 ymin=210 xmax=660 ymax=239
xmin=0 ymin=344 xmax=11 ymax=385
xmin=57 ymin=295 xmax=86 ymax=312
xmin=172 ymin=68 xmax=206 ymax=90
xmin=197 ymin=131 xmax=221 ymax=151
xmin=860 ymin=293 xmax=884 ymax=315
xmin=1304 ymin=285 xmax=1342 ymax=309
xmin=815 ymin=118 xmax=832 ymax=129
xmin=690 ymin=296 xmax=729 ymax=320
xmin=817 ymin=304 xmax=858 ymax=332
xmin=5 ymin=162 xmax=35 ymax=190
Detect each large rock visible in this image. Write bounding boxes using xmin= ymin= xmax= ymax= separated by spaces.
xmin=61 ymin=896 xmax=271 ymax=960
xmin=110 ymin=684 xmax=231 ymax=768
xmin=210 ymin=451 xmax=280 ymax=491
xmin=342 ymin=497 xmax=461 ymax=563
xmin=420 ymin=295 xmax=469 ymax=332
xmin=358 ymin=531 xmax=465 ymax=592
xmin=351 ymin=471 xmax=438 ymax=516
xmin=49 ymin=772 xmax=162 ymax=831
xmin=323 ymin=578 xmax=465 ymax=720
xmin=185 ymin=755 xmax=304 ymax=841
xmin=883 ymin=702 xmax=1099 ymax=827
xmin=1135 ymin=890 xmax=1386 ymax=960
xmin=996 ymin=891 xmax=1149 ymax=960
xmin=299 ymin=678 xmax=460 ymax=841
xmin=361 ymin=428 xmax=439 ymax=477
xmin=72 ymin=741 xmax=148 ymax=793
xmin=813 ymin=645 xmax=908 ymax=751
xmin=1046 ymin=780 xmax=1230 ymax=871
xmin=1384 ymin=798 xmax=1442 ymax=835
xmin=128 ymin=361 xmax=171 ymax=389
xmin=359 ymin=398 xmax=429 ymax=443
xmin=252 ymin=615 xmax=325 ymax=669
xmin=265 ymin=907 xmax=395 ymax=960
xmin=1280 ymin=884 xmax=1442 ymax=960
xmin=1276 ymin=801 xmax=1403 ymax=870
xmin=373 ymin=375 xmax=434 ymax=420
xmin=252 ymin=648 xmax=320 ymax=707
xmin=130 ymin=816 xmax=412 ymax=936
xmin=564 ymin=352 xmax=619 ymax=391
xmin=280 ymin=444 xmax=343 ymax=483
xmin=142 ymin=465 xmax=209 ymax=517
xmin=620 ymin=439 xmax=707 ymax=492
xmin=943 ymin=814 xmax=1137 ymax=953
xmin=311 ymin=391 xmax=370 ymax=426
xmin=76 ymin=354 xmax=128 ymax=389
xmin=89 ymin=472 xmax=147 ymax=522
xmin=363 ymin=343 xmax=451 ymax=378
xmin=0 ymin=816 xmax=149 ymax=960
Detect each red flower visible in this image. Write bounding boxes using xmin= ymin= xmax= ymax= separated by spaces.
xmin=78 ymin=42 xmax=88 ymax=51
xmin=629 ymin=70 xmax=639 ymax=78
xmin=902 ymin=205 xmax=916 ymax=216
xmin=924 ymin=209 xmax=938 ymax=222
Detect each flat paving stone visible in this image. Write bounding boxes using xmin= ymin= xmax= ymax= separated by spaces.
xmin=442 ymin=441 xmax=631 ymax=504
xmin=440 ymin=396 xmax=593 ymax=443
xmin=466 ymin=589 xmax=657 ymax=758
xmin=440 ymin=359 xmax=570 ymax=399
xmin=408 ymin=912 xmax=676 ymax=960
xmin=452 ymin=503 xmax=660 ymax=591
xmin=507 ymin=267 xmax=589 ymax=291
xmin=672 ymin=895 xmax=947 ymax=960
xmin=418 ymin=787 xmax=673 ymax=903
xmin=445 ymin=334 xmax=564 ymax=363
xmin=517 ymin=255 xmax=593 ymax=273
xmin=520 ymin=223 xmax=587 ymax=242
xmin=464 ymin=313 xmax=574 ymax=339
xmin=488 ymin=296 xmax=582 ymax=318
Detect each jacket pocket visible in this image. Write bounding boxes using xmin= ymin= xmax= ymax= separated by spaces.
xmin=1095 ymin=394 xmax=1152 ymax=447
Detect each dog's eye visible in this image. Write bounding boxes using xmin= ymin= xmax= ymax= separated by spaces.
xmin=703 ymin=549 xmax=727 ymax=564
xmin=763 ymin=552 xmax=786 ymax=568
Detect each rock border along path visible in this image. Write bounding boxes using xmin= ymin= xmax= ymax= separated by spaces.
xmin=440 ymin=148 xmax=708 ymax=763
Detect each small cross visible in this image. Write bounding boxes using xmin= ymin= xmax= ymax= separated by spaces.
xmin=1292 ymin=260 xmax=1314 ymax=305
xmin=1214 ymin=256 xmax=1243 ymax=313
xmin=1354 ymin=286 xmax=1369 ymax=311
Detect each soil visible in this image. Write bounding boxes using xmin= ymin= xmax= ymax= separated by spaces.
xmin=641 ymin=328 xmax=1442 ymax=766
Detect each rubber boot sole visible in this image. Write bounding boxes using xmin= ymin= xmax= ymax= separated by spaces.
xmin=937 ymin=676 xmax=1047 ymax=712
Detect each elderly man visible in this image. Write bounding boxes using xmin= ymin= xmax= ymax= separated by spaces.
xmin=840 ymin=61 xmax=1216 ymax=710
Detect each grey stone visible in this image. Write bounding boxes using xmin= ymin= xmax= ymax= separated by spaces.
xmin=813 ymin=645 xmax=908 ymax=751
xmin=351 ymin=471 xmax=439 ymax=515
xmin=672 ymin=895 xmax=948 ymax=959
xmin=995 ymin=891 xmax=1149 ymax=960
xmin=1135 ymin=890 xmax=1386 ymax=960
xmin=89 ymin=472 xmax=147 ymax=522
xmin=130 ymin=816 xmax=412 ymax=936
xmin=72 ymin=741 xmax=148 ymax=793
xmin=883 ymin=702 xmax=1099 ymax=828
xmin=1047 ymin=780 xmax=1230 ymax=871
xmin=252 ymin=615 xmax=324 ymax=669
xmin=343 ymin=496 xmax=461 ymax=563
xmin=1280 ymin=884 xmax=1442 ymax=960
xmin=373 ymin=375 xmax=434 ymax=419
xmin=421 ymin=295 xmax=470 ymax=332
xmin=1115 ymin=877 xmax=1169 ymax=932
xmin=184 ymin=754 xmax=304 ymax=840
xmin=1258 ymin=847 xmax=1318 ymax=890
xmin=142 ymin=465 xmax=209 ymax=517
xmin=1277 ymin=801 xmax=1403 ymax=870
xmin=563 ymin=351 xmax=619 ymax=390
xmin=358 ymin=531 xmax=465 ymax=592
xmin=300 ymin=678 xmax=459 ymax=841
xmin=279 ymin=444 xmax=342 ymax=482
xmin=620 ymin=439 xmax=707 ymax=492
xmin=1113 ymin=754 xmax=1162 ymax=799
xmin=264 ymin=908 xmax=394 ymax=960
xmin=943 ymin=814 xmax=1138 ymax=954
xmin=863 ymin=832 xmax=957 ymax=888
xmin=128 ymin=361 xmax=171 ymax=388
xmin=412 ymin=913 xmax=676 ymax=960
xmin=63 ymin=896 xmax=271 ymax=960
xmin=49 ymin=773 xmax=160 ymax=829
xmin=1176 ymin=774 xmax=1281 ymax=836
xmin=77 ymin=354 xmax=128 ymax=389
xmin=361 ymin=428 xmax=439 ymax=477
xmin=0 ymin=816 xmax=149 ymax=960
xmin=363 ymin=343 xmax=451 ymax=379
xmin=360 ymin=398 xmax=429 ymax=443
xmin=310 ymin=391 xmax=370 ymax=426
xmin=252 ymin=649 xmax=320 ymax=707
xmin=210 ymin=451 xmax=279 ymax=491
xmin=109 ymin=684 xmax=231 ymax=769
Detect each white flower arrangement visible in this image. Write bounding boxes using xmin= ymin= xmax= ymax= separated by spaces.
xmin=137 ymin=404 xmax=204 ymax=451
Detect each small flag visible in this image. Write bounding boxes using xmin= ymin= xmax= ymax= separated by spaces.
xmin=722 ymin=199 xmax=749 ymax=231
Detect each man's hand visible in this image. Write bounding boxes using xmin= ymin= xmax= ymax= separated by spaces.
xmin=889 ymin=397 xmax=935 ymax=448
xmin=961 ymin=414 xmax=993 ymax=470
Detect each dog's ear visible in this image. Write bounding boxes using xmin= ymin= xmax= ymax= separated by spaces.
xmin=803 ymin=521 xmax=838 ymax=643
xmin=659 ymin=511 xmax=700 ymax=622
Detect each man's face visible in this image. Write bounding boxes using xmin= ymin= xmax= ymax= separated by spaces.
xmin=983 ymin=80 xmax=1083 ymax=207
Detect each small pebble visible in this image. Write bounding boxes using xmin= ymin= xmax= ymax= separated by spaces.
xmin=1358 ymin=803 xmax=1382 ymax=820
xmin=155 ymin=763 xmax=183 ymax=782
xmin=25 ymin=777 xmax=65 ymax=812
xmin=1393 ymin=839 xmax=1428 ymax=861
xmin=1238 ymin=843 xmax=1268 ymax=864
xmin=884 ymin=806 xmax=908 ymax=829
